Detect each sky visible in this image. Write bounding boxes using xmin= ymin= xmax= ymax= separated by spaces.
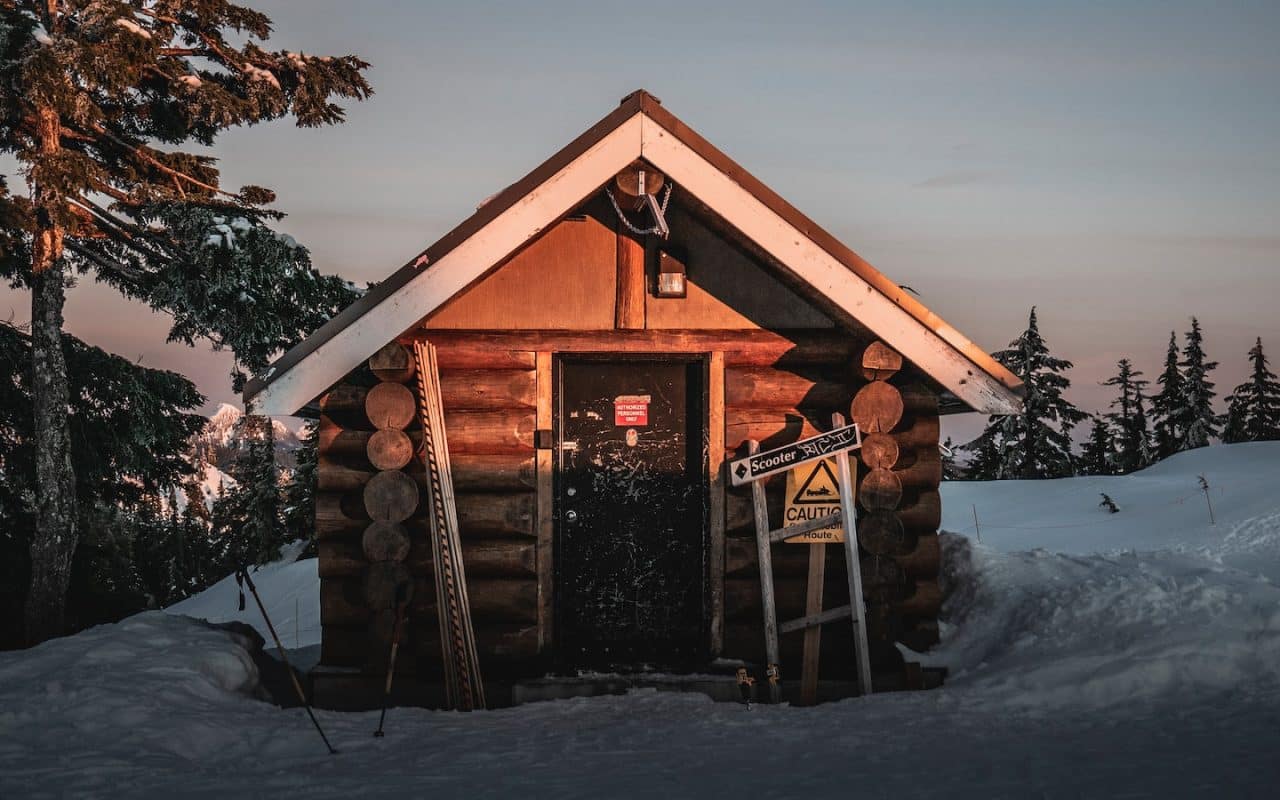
xmin=3 ymin=0 xmax=1278 ymax=443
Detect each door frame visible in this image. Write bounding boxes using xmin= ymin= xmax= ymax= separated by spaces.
xmin=550 ymin=352 xmax=712 ymax=667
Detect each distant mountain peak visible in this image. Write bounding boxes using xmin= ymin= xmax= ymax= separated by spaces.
xmin=193 ymin=403 xmax=300 ymax=472
xmin=210 ymin=402 xmax=242 ymax=421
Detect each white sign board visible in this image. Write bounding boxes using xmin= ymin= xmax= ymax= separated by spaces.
xmin=729 ymin=423 xmax=861 ymax=486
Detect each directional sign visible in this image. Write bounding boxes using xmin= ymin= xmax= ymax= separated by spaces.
xmin=729 ymin=423 xmax=861 ymax=486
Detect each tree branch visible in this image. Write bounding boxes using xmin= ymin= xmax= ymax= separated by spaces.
xmin=90 ymin=124 xmax=239 ymax=201
xmin=63 ymin=239 xmax=147 ymax=282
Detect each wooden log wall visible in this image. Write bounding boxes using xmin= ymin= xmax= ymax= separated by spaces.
xmin=316 ymin=340 xmax=540 ymax=675
xmin=316 ymin=329 xmax=944 ymax=689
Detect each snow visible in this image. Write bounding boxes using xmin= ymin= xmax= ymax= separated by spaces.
xmin=177 ymin=74 xmax=203 ymax=89
xmin=201 ymin=401 xmax=297 ymax=451
xmin=113 ymin=18 xmax=151 ymax=39
xmin=32 ymin=24 xmax=52 ymax=45
xmin=2 ymin=443 xmax=1279 ymax=796
xmin=941 ymin=441 xmax=1280 ymax=580
xmin=243 ymin=63 xmax=281 ymax=90
xmin=167 ymin=541 xmax=318 ymax=649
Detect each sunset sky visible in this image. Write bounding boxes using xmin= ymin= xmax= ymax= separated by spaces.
xmin=4 ymin=0 xmax=1277 ymax=443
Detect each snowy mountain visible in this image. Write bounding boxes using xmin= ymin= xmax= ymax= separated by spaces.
xmin=193 ymin=402 xmax=301 ymax=472
xmin=2 ymin=443 xmax=1277 ymax=796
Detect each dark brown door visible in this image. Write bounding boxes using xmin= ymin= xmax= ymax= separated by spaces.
xmin=555 ymin=357 xmax=707 ymax=669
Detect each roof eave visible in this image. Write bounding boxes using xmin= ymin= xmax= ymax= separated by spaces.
xmin=246 ymin=90 xmax=1024 ymax=418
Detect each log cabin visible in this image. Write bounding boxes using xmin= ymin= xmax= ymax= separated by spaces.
xmin=244 ymin=90 xmax=1023 ymax=708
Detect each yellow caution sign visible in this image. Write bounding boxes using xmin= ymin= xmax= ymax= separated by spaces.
xmin=783 ymin=457 xmax=844 ymax=543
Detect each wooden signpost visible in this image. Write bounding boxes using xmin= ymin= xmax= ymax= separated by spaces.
xmin=782 ymin=457 xmax=843 ymax=705
xmin=731 ymin=414 xmax=873 ymax=703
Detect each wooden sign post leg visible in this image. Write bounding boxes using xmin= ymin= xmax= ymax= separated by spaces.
xmin=832 ymin=412 xmax=874 ymax=695
xmin=799 ymin=543 xmax=825 ymax=706
xmin=747 ymin=440 xmax=782 ymax=704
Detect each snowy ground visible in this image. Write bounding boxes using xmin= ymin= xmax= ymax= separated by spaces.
xmin=2 ymin=443 xmax=1279 ymax=797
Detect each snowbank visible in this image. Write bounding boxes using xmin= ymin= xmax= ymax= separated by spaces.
xmin=926 ymin=442 xmax=1280 ymax=709
xmin=932 ymin=536 xmax=1280 ymax=710
xmin=0 ymin=614 xmax=266 ymax=767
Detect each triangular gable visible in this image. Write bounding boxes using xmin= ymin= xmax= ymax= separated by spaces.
xmin=244 ymin=91 xmax=1023 ymax=416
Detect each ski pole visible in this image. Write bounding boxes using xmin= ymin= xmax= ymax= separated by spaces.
xmin=236 ymin=567 xmax=338 ymax=755
xmin=374 ymin=582 xmax=410 ymax=738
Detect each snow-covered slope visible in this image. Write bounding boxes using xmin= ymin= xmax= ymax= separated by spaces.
xmin=167 ymin=540 xmax=317 ymax=649
xmin=941 ymin=441 xmax=1280 ymax=579
xmin=2 ymin=443 xmax=1278 ymax=797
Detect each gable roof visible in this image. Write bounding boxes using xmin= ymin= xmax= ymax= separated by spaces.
xmin=244 ymin=90 xmax=1023 ymax=416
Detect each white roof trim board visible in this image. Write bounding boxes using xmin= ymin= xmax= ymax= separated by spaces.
xmin=249 ymin=104 xmax=1022 ymax=417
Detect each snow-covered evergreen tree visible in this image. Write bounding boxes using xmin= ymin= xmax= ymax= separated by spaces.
xmin=962 ymin=308 xmax=1086 ymax=479
xmin=1132 ymin=390 xmax=1155 ymax=469
xmin=1222 ymin=338 xmax=1280 ymax=443
xmin=1102 ymin=358 xmax=1150 ymax=473
xmin=0 ymin=2 xmax=370 ymax=642
xmin=212 ymin=415 xmax=283 ymax=568
xmin=1079 ymin=416 xmax=1114 ymax=476
xmin=1150 ymin=332 xmax=1184 ymax=459
xmin=1176 ymin=318 xmax=1219 ymax=450
xmin=282 ymin=421 xmax=318 ymax=545
xmin=1059 ymin=418 xmax=1078 ymax=477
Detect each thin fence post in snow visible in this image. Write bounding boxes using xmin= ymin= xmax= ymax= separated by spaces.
xmin=1198 ymin=475 xmax=1215 ymax=525
xmin=972 ymin=504 xmax=982 ymax=543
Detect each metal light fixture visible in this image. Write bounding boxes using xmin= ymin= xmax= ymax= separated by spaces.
xmin=656 ymin=247 xmax=687 ymax=298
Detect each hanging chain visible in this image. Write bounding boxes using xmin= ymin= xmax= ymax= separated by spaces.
xmin=607 ymin=182 xmax=673 ymax=236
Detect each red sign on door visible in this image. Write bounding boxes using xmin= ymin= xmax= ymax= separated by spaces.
xmin=614 ymin=395 xmax=650 ymax=426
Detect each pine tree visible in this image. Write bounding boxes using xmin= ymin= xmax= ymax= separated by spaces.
xmin=1150 ymin=332 xmax=1184 ymax=459
xmin=1058 ymin=418 xmax=1078 ymax=477
xmin=1079 ymin=416 xmax=1114 ymax=476
xmin=963 ymin=432 xmax=1003 ymax=480
xmin=1177 ymin=317 xmax=1219 ymax=450
xmin=1 ymin=3 xmax=370 ymax=643
xmin=1222 ymin=338 xmax=1280 ymax=443
xmin=212 ymin=414 xmax=283 ymax=568
xmin=1132 ymin=390 xmax=1155 ymax=469
xmin=963 ymin=308 xmax=1086 ymax=479
xmin=0 ymin=319 xmax=205 ymax=643
xmin=1102 ymin=358 xmax=1150 ymax=473
xmin=282 ymin=421 xmax=318 ymax=544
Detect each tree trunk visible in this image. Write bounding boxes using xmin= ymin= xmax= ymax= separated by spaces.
xmin=25 ymin=266 xmax=78 ymax=644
